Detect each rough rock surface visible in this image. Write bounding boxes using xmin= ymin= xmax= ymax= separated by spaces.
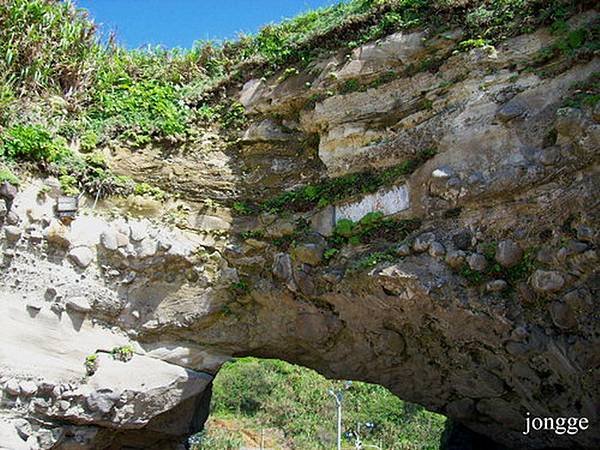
xmin=1 ymin=11 xmax=599 ymax=450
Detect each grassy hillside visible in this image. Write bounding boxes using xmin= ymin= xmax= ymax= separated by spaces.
xmin=192 ymin=358 xmax=446 ymax=450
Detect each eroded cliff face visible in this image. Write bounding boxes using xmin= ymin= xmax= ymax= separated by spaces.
xmin=0 ymin=10 xmax=599 ymax=450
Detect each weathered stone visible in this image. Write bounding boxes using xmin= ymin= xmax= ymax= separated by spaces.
xmin=189 ymin=214 xmax=231 ymax=232
xmin=242 ymin=119 xmax=291 ymax=142
xmin=0 ymin=181 xmax=18 ymax=201
xmin=100 ymin=228 xmax=119 ymax=251
xmin=428 ymin=241 xmax=446 ymax=257
xmin=116 ymin=231 xmax=130 ymax=247
xmin=68 ymin=246 xmax=94 ymax=269
xmin=467 ymin=253 xmax=488 ymax=272
xmin=413 ymin=232 xmax=435 ymax=252
xmin=549 ymin=301 xmax=577 ymax=330
xmin=292 ymin=242 xmax=325 ymax=266
xmin=496 ymin=100 xmax=527 ymax=122
xmin=46 ymin=220 xmax=70 ymax=248
xmin=486 ymin=279 xmax=508 ymax=292
xmin=129 ymin=221 xmax=148 ymax=242
xmin=310 ymin=205 xmax=335 ymax=237
xmin=446 ymin=250 xmax=466 ymax=269
xmin=452 ymin=230 xmax=472 ymax=250
xmin=272 ymin=253 xmax=293 ymax=282
xmin=576 ymin=225 xmax=594 ymax=242
xmin=396 ymin=244 xmax=411 ymax=257
xmin=0 ymin=200 xmax=7 ymax=220
xmin=495 ymin=240 xmax=523 ymax=268
xmin=29 ymin=227 xmax=44 ymax=244
xmin=4 ymin=378 xmax=21 ymax=396
xmin=6 ymin=210 xmax=19 ymax=225
xmin=85 ymin=390 xmax=117 ymax=415
xmin=536 ymin=247 xmax=554 ymax=265
xmin=137 ymin=237 xmax=158 ymax=258
xmin=13 ymin=418 xmax=33 ymax=440
xmin=265 ymin=219 xmax=295 ymax=238
xmin=66 ymin=296 xmax=92 ymax=314
xmin=37 ymin=428 xmax=65 ymax=449
xmin=563 ymin=288 xmax=593 ymax=313
xmin=19 ymin=380 xmax=37 ymax=396
xmin=4 ymin=225 xmax=22 ymax=243
xmin=530 ymin=270 xmax=565 ymax=293
xmin=294 ymin=264 xmax=316 ymax=296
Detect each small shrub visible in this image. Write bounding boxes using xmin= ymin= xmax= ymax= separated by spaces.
xmin=111 ymin=345 xmax=135 ymax=362
xmin=84 ymin=354 xmax=98 ymax=376
xmin=457 ymin=38 xmax=488 ymax=52
xmin=59 ymin=174 xmax=80 ymax=196
xmin=134 ymin=182 xmax=165 ymax=200
xmin=230 ymin=279 xmax=250 ymax=295
xmin=340 ymin=78 xmax=360 ymax=94
xmin=0 ymin=167 xmax=20 ymax=185
xmin=0 ymin=125 xmax=71 ymax=163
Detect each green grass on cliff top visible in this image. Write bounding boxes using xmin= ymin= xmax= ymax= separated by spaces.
xmin=0 ymin=0 xmax=593 ymax=195
xmin=193 ymin=357 xmax=445 ymax=449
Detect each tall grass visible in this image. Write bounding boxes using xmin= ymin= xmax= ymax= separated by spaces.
xmin=0 ymin=0 xmax=101 ymax=95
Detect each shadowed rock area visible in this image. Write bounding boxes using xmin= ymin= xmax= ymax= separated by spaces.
xmin=0 ymin=3 xmax=599 ymax=449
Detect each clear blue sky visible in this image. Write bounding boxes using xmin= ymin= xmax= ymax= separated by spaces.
xmin=76 ymin=0 xmax=340 ymax=49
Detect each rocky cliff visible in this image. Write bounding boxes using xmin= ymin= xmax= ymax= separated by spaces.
xmin=0 ymin=3 xmax=599 ymax=450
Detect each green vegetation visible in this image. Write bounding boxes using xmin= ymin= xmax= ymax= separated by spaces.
xmin=236 ymin=150 xmax=435 ymax=216
xmin=84 ymin=354 xmax=98 ymax=376
xmin=459 ymin=243 xmax=537 ymax=288
xmin=193 ymin=357 xmax=445 ymax=449
xmin=563 ymin=72 xmax=600 ymax=108
xmin=532 ymin=19 xmax=599 ymax=73
xmin=111 ymin=345 xmax=135 ymax=362
xmin=352 ymin=249 xmax=398 ymax=270
xmin=457 ymin=38 xmax=489 ymax=52
xmin=330 ymin=212 xmax=421 ymax=247
xmin=0 ymin=166 xmax=20 ymax=185
xmin=230 ymin=279 xmax=250 ymax=295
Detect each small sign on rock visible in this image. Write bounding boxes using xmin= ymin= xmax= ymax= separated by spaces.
xmin=57 ymin=196 xmax=78 ymax=218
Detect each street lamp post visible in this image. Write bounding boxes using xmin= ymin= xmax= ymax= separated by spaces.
xmin=329 ymin=381 xmax=352 ymax=450
xmin=328 ymin=389 xmax=343 ymax=450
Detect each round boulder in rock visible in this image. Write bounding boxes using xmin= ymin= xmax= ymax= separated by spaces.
xmin=446 ymin=250 xmax=466 ymax=269
xmin=530 ymin=270 xmax=564 ymax=293
xmin=429 ymin=241 xmax=446 ymax=257
xmin=4 ymin=378 xmax=21 ymax=396
xmin=495 ymin=240 xmax=523 ymax=268
xmin=0 ymin=181 xmax=18 ymax=201
xmin=549 ymin=301 xmax=577 ymax=330
xmin=468 ymin=253 xmax=488 ymax=272
xmin=486 ymin=279 xmax=508 ymax=292
xmin=4 ymin=225 xmax=22 ymax=243
xmin=100 ymin=229 xmax=119 ymax=251
xmin=68 ymin=246 xmax=94 ymax=269
xmin=413 ymin=232 xmax=436 ymax=252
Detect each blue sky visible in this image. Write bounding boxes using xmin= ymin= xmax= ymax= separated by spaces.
xmin=76 ymin=0 xmax=340 ymax=49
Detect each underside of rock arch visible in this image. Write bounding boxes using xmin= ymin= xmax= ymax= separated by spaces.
xmin=1 ymin=3 xmax=599 ymax=450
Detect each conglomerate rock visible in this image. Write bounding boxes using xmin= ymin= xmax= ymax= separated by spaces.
xmin=1 ymin=10 xmax=599 ymax=450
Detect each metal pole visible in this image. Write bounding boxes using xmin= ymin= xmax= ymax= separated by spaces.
xmin=329 ymin=390 xmax=342 ymax=450
xmin=336 ymin=396 xmax=342 ymax=450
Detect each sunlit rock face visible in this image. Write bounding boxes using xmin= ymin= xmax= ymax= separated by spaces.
xmin=1 ymin=10 xmax=599 ymax=450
